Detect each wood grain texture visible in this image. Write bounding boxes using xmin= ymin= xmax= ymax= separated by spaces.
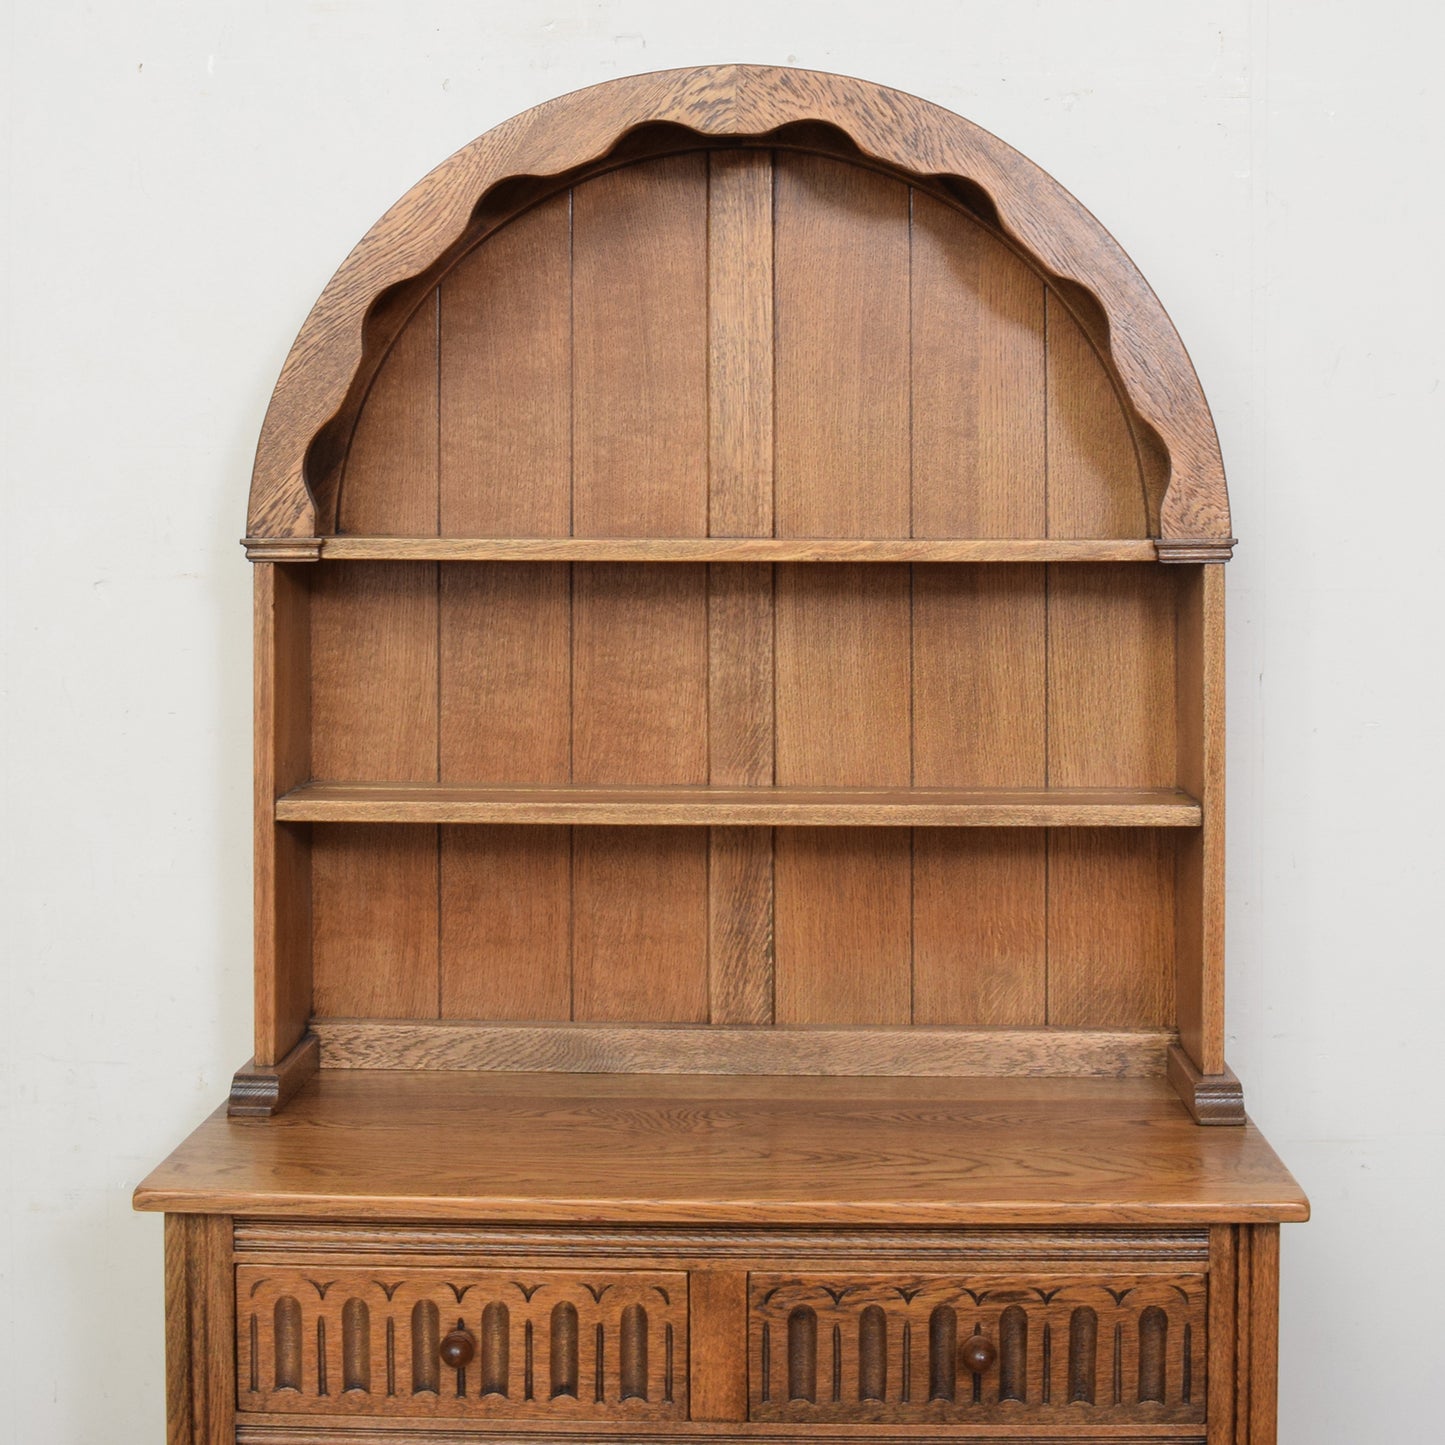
xmin=335 ymin=292 xmax=438 ymax=535
xmin=311 ymin=825 xmax=438 ymax=1018
xmin=310 ymin=1022 xmax=1169 ymax=1078
xmin=1167 ymin=1043 xmax=1245 ymax=1127
xmin=689 ymin=1271 xmax=749 ymax=1421
xmin=229 ymin=1033 xmax=320 ymax=1119
xmin=1045 ymin=289 xmax=1148 ymax=538
xmin=774 ymin=829 xmax=911 ymax=1025
xmin=134 ymin=1073 xmax=1309 ymax=1224
xmin=913 ymin=831 xmax=1046 ymax=1025
xmin=253 ymin=564 xmax=311 ymax=1066
xmin=438 ymin=192 xmax=571 ymax=536
xmin=1175 ymin=564 xmax=1226 ymax=1073
xmin=319 ymin=536 xmax=1163 ymax=561
xmin=572 ymin=153 xmax=708 ymax=536
xmin=707 ymin=150 xmax=773 ymax=536
xmin=1047 ymin=564 xmax=1177 ymax=789
xmin=310 ymin=563 xmax=437 ymax=782
xmin=775 ymin=565 xmax=910 ymax=786
xmin=774 ymin=152 xmax=910 ymax=537
xmin=277 ymin=783 xmax=1202 ymax=827
xmin=1048 ymin=830 xmax=1176 ymax=1029
xmin=439 ymin=827 xmax=571 ymax=1020
xmin=910 ymin=194 xmax=1045 ymax=537
xmin=572 ymin=564 xmax=707 ymax=785
xmin=572 ymin=828 xmax=709 ymax=1023
xmin=248 ymin=67 xmax=1232 ymax=548
xmin=164 ymin=1215 xmax=235 ymax=1445
xmin=236 ymin=1265 xmax=688 ymax=1419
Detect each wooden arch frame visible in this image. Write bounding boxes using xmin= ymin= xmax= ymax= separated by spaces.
xmin=245 ymin=64 xmax=1232 ymax=559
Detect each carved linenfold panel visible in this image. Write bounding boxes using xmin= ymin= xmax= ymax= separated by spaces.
xmin=749 ymin=1273 xmax=1206 ymax=1426
xmin=237 ymin=1268 xmax=686 ymax=1419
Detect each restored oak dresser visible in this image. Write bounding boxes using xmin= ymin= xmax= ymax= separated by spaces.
xmin=136 ymin=65 xmax=1306 ymax=1445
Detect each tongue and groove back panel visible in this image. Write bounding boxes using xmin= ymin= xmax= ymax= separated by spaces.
xmin=302 ymin=143 xmax=1184 ymax=1039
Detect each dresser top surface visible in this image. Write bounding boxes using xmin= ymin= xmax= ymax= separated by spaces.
xmin=135 ymin=1070 xmax=1307 ymax=1225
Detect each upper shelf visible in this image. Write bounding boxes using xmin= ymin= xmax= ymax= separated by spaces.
xmin=277 ymin=783 xmax=1202 ymax=827
xmin=259 ymin=536 xmax=1168 ymax=563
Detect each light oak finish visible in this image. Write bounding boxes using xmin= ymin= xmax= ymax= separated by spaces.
xmin=277 ymin=783 xmax=1203 ymax=827
xmin=309 ymin=1021 xmax=1175 ymax=1077
xmin=136 ymin=1073 xmax=1306 ymax=1225
xmin=148 ymin=65 xmax=1303 ymax=1445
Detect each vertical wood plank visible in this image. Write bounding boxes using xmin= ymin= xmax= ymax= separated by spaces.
xmin=910 ymin=194 xmax=1046 ymax=536
xmin=775 ymin=564 xmax=911 ymax=786
xmin=1207 ymin=1225 xmax=1237 ymax=1445
xmin=1247 ymin=1226 xmax=1281 ymax=1445
xmin=572 ymin=828 xmax=709 ymax=1023
xmin=254 ymin=564 xmax=312 ymax=1066
xmin=310 ymin=562 xmax=438 ymax=782
xmin=774 ymin=829 xmax=912 ymax=1025
xmin=1045 ymin=289 xmax=1147 ymax=538
xmin=1176 ymin=564 xmax=1227 ymax=1073
xmin=336 ymin=293 xmax=439 ymax=535
xmin=440 ymin=826 xmax=571 ymax=1020
xmin=689 ymin=1271 xmax=749 ymax=1421
xmin=438 ymin=561 xmax=571 ymax=1019
xmin=774 ymin=152 xmax=910 ymax=537
xmin=439 ymin=192 xmax=572 ymax=535
xmin=708 ymin=150 xmax=774 ymax=537
xmin=912 ymin=831 xmax=1046 ymax=1025
xmin=912 ymin=564 xmax=1045 ymax=786
xmin=1047 ymin=564 xmax=1177 ymax=788
xmin=439 ymin=563 xmax=570 ymax=783
xmin=165 ymin=1215 xmax=234 ymax=1445
xmin=312 ymin=825 xmax=438 ymax=1018
xmin=572 ymin=563 xmax=708 ymax=784
xmin=573 ymin=153 xmax=709 ymax=536
xmin=708 ymin=564 xmax=774 ymax=1023
xmin=1048 ymin=829 xmax=1175 ymax=1027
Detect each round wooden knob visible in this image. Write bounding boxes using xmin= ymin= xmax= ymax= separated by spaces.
xmin=439 ymin=1329 xmax=476 ymax=1369
xmin=960 ymin=1334 xmax=996 ymax=1374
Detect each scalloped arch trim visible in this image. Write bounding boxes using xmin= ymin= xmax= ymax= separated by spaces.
xmin=246 ymin=65 xmax=1230 ymax=551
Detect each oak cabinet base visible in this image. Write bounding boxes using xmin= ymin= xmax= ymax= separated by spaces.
xmin=165 ymin=1218 xmax=1279 ymax=1445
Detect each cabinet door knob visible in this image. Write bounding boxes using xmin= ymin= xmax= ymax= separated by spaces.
xmin=439 ymin=1328 xmax=476 ymax=1369
xmin=960 ymin=1334 xmax=997 ymax=1374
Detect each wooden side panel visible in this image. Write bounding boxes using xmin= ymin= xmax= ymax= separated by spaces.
xmin=707 ymin=150 xmax=773 ymax=536
xmin=336 ymin=294 xmax=439 ymax=535
xmin=1049 ymin=829 xmax=1176 ymax=1028
xmin=310 ymin=563 xmax=438 ymax=782
xmin=774 ymin=152 xmax=911 ymax=537
xmin=254 ymin=564 xmax=312 ymax=1065
xmin=572 ymin=154 xmax=708 ymax=536
xmin=1047 ymin=564 xmax=1177 ymax=788
xmin=1176 ymin=564 xmax=1226 ymax=1073
xmin=1045 ymin=289 xmax=1148 ymax=538
xmin=572 ymin=827 xmax=708 ymax=1023
xmin=438 ymin=193 xmax=572 ymax=535
xmin=165 ymin=1215 xmax=234 ymax=1445
xmin=312 ymin=825 xmax=438 ymax=1018
xmin=911 ymin=195 xmax=1046 ymax=536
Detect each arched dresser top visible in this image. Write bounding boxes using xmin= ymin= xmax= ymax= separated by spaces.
xmin=245 ymin=64 xmax=1231 ymax=560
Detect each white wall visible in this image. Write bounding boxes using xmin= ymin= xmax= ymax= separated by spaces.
xmin=3 ymin=3 xmax=1441 ymax=1440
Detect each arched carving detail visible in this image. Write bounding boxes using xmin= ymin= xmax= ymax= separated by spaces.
xmin=246 ymin=65 xmax=1230 ymax=554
